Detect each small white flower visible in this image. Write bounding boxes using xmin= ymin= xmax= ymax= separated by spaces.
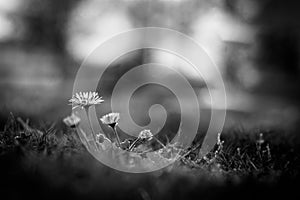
xmin=257 ymin=133 xmax=264 ymax=144
xmin=96 ymin=133 xmax=110 ymax=143
xmin=69 ymin=92 xmax=104 ymax=109
xmin=138 ymin=129 xmax=153 ymax=141
xmin=63 ymin=113 xmax=81 ymax=128
xmin=100 ymin=113 xmax=120 ymax=128
xmin=217 ymin=133 xmax=223 ymax=145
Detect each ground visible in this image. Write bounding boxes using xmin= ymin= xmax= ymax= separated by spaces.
xmin=0 ymin=114 xmax=299 ymax=200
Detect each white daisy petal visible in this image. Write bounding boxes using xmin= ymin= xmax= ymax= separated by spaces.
xmin=100 ymin=113 xmax=120 ymax=126
xmin=69 ymin=91 xmax=104 ymax=109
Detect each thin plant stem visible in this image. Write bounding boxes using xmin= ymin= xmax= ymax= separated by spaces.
xmin=113 ymin=126 xmax=121 ymax=147
xmin=78 ymin=127 xmax=90 ymax=149
xmin=84 ymin=107 xmax=97 ymax=142
xmin=128 ymin=136 xmax=166 ymax=151
xmin=153 ymin=136 xmax=166 ymax=148
xmin=129 ymin=138 xmax=140 ymax=151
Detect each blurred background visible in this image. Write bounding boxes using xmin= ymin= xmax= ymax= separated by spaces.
xmin=0 ymin=0 xmax=300 ymax=133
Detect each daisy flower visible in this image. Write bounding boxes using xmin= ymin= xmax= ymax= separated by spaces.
xmin=138 ymin=129 xmax=153 ymax=141
xmin=257 ymin=133 xmax=264 ymax=145
xmin=69 ymin=92 xmax=104 ymax=109
xmin=96 ymin=133 xmax=111 ymax=144
xmin=128 ymin=129 xmax=154 ymax=151
xmin=100 ymin=112 xmax=121 ymax=146
xmin=63 ymin=113 xmax=81 ymax=128
xmin=100 ymin=112 xmax=120 ymax=128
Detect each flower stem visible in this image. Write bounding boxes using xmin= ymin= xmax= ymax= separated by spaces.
xmin=84 ymin=107 xmax=97 ymax=142
xmin=128 ymin=138 xmax=140 ymax=151
xmin=153 ymin=136 xmax=166 ymax=148
xmin=78 ymin=127 xmax=90 ymax=148
xmin=113 ymin=126 xmax=121 ymax=147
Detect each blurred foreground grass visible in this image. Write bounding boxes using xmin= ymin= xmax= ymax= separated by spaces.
xmin=0 ymin=114 xmax=300 ymax=200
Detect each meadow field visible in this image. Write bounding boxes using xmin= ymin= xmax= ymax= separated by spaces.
xmin=0 ymin=113 xmax=299 ymax=200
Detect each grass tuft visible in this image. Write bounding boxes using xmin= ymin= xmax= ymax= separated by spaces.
xmin=1 ymin=115 xmax=300 ymax=199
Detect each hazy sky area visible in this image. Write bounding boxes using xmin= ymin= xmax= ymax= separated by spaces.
xmin=0 ymin=0 xmax=299 ymax=131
